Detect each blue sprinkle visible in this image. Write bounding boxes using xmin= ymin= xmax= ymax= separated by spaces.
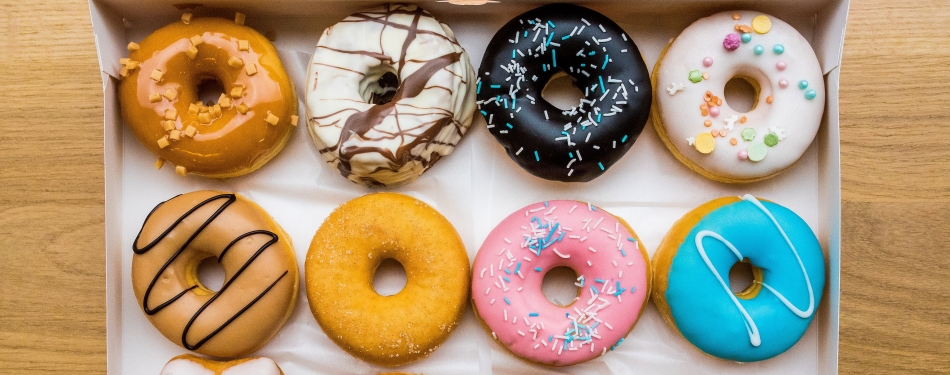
xmin=592 ymin=321 xmax=600 ymax=329
xmin=544 ymin=201 xmax=549 ymax=207
xmin=535 ymin=267 xmax=542 ymax=272
xmin=563 ymin=341 xmax=569 ymax=350
xmin=549 ymin=335 xmax=553 ymax=342
xmin=515 ymin=262 xmax=522 ymax=274
xmin=616 ymin=281 xmax=622 ymax=290
xmin=592 ymin=206 xmax=597 ymax=211
xmin=552 ymin=49 xmax=557 ymax=68
xmin=480 ymin=110 xmax=487 ymax=116
xmin=524 ymin=31 xmax=529 ymax=37
xmin=588 ymin=51 xmax=596 ymax=56
xmin=504 ymin=297 xmax=511 ymax=305
xmin=590 ymin=286 xmax=599 ymax=295
xmin=565 ymin=313 xmax=571 ymax=318
xmin=504 ymin=268 xmax=511 ymax=275
xmin=545 ymin=33 xmax=554 ymax=47
xmin=512 ymin=95 xmax=516 ymax=108
xmin=477 ymin=82 xmax=482 ymax=95
xmin=548 ymin=20 xmax=556 ymax=28
xmin=534 ymin=151 xmax=540 ymax=161
xmin=620 ymin=248 xmax=626 ymax=257
xmin=595 ymin=278 xmax=605 ymax=284
xmin=621 ymin=135 xmax=629 ymax=143
xmin=611 ymin=337 xmax=625 ymax=351
xmin=580 ymin=63 xmax=586 ymax=67
xmin=577 ymin=276 xmax=584 ymax=287
xmin=598 ymin=162 xmax=605 ymax=171
xmin=528 ymin=20 xmax=535 ymax=25
xmin=602 ymin=54 xmax=610 ymax=70
xmin=511 ymin=49 xmax=516 ymax=59
xmin=561 ymin=35 xmax=571 ymax=41
xmin=568 ymin=152 xmax=574 ymax=158
xmin=529 ymin=312 xmax=539 ymax=317
xmin=503 ymin=98 xmax=509 ymax=109
xmin=543 ymin=64 xmax=547 ymax=72
xmin=598 ymin=76 xmax=605 ymax=93
xmin=503 ymin=276 xmax=511 ymax=283
xmin=597 ymin=113 xmax=602 ymax=123
xmin=631 ymin=286 xmax=636 ymax=294
xmin=490 ymin=84 xmax=501 ymax=89
xmin=627 ymin=237 xmax=637 ymax=242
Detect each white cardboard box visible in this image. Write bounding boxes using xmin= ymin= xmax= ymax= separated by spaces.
xmin=91 ymin=1 xmax=848 ymax=373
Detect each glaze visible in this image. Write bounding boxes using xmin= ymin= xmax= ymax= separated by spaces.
xmin=160 ymin=354 xmax=283 ymax=375
xmin=305 ymin=4 xmax=477 ymax=187
xmin=652 ymin=11 xmax=825 ymax=183
xmin=476 ymin=4 xmax=652 ymax=182
xmin=471 ymin=201 xmax=651 ymax=366
xmin=652 ymin=195 xmax=825 ymax=362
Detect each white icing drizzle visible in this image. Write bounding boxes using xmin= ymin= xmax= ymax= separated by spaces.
xmin=693 ymin=194 xmax=816 ymax=347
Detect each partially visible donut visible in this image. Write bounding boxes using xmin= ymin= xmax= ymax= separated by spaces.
xmin=652 ymin=11 xmax=825 ymax=183
xmin=159 ymin=354 xmax=284 ymax=374
xmin=305 ymin=4 xmax=477 ymax=187
xmin=477 ymin=4 xmax=652 ymax=182
xmin=652 ymin=194 xmax=825 ymax=362
xmin=131 ymin=191 xmax=299 ymax=358
xmin=119 ymin=14 xmax=298 ymax=178
xmin=305 ymin=193 xmax=470 ymax=366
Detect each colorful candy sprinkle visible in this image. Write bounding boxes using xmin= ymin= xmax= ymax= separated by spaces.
xmin=741 ymin=127 xmax=756 ymax=141
xmin=753 ymin=45 xmax=764 ymax=55
xmin=752 ymin=15 xmax=772 ymax=34
xmin=779 ymin=79 xmax=789 ymax=89
xmin=741 ymin=33 xmax=752 ymax=43
xmin=688 ymin=70 xmax=703 ymax=83
xmin=738 ymin=150 xmax=748 ymax=160
xmin=694 ymin=132 xmax=716 ymax=154
xmin=805 ymin=89 xmax=817 ymax=100
xmin=703 ymin=57 xmax=714 ymax=67
xmin=709 ymin=106 xmax=720 ymax=117
xmin=723 ymin=33 xmax=741 ymax=51
xmin=776 ymin=61 xmax=787 ymax=71
xmin=747 ymin=142 xmax=768 ymax=162
xmin=764 ymin=133 xmax=779 ymax=147
xmin=773 ymin=44 xmax=785 ymax=54
xmin=798 ymin=80 xmax=809 ymax=89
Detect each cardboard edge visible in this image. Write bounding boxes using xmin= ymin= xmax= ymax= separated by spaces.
xmin=816 ymin=65 xmax=842 ymax=374
xmin=814 ymin=0 xmax=851 ymax=74
xmin=89 ymin=0 xmax=126 ymax=81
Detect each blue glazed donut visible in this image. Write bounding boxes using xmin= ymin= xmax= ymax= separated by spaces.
xmin=652 ymin=194 xmax=825 ymax=362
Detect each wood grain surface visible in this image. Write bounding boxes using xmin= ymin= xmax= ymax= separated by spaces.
xmin=0 ymin=0 xmax=948 ymax=374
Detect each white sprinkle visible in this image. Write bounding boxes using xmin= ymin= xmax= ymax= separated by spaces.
xmin=513 ymin=317 xmax=518 ymax=324
xmin=593 ymin=145 xmax=601 ymax=149
xmin=585 ymin=133 xmax=591 ymax=143
xmin=591 ymin=36 xmax=600 ymax=45
xmin=492 ymin=331 xmax=497 ymax=339
xmin=516 ymin=147 xmax=523 ymax=155
xmin=578 ymin=25 xmax=586 ymax=35
xmin=518 ymin=271 xmax=525 ymax=279
xmin=588 ymin=246 xmax=597 ymax=253
xmin=485 ymin=287 xmax=491 ymax=295
xmin=569 ymin=204 xmax=578 ymax=214
xmin=558 ymin=344 xmax=564 ymax=355
xmin=504 ymin=310 xmax=508 ymax=321
xmin=487 ymin=125 xmax=495 ymax=129
xmin=523 ymin=256 xmax=532 ymax=262
xmin=603 ymin=321 xmax=613 ymax=330
xmin=499 ymin=259 xmax=504 ymax=270
xmin=587 ymin=260 xmax=593 ymax=266
xmin=566 ymin=159 xmax=576 ymax=168
xmin=599 ymin=24 xmax=607 ymax=33
xmin=620 ymin=49 xmax=628 ymax=53
xmin=480 ymin=268 xmax=487 ymax=278
xmin=490 ymin=299 xmax=495 ymax=305
xmin=541 ymin=340 xmax=548 ymax=347
xmin=613 ymin=140 xmax=617 ymax=148
xmin=599 ymin=89 xmax=610 ymax=101
xmin=576 ymin=150 xmax=583 ymax=161
xmin=628 ymin=79 xmax=635 ymax=85
xmin=581 ymin=18 xmax=591 ymax=26
xmin=519 ymin=330 xmax=526 ymax=336
xmin=635 ymin=86 xmax=639 ymax=92
xmin=532 ymin=75 xmax=538 ymax=81
xmin=619 ymin=271 xmax=623 ymax=278
xmin=592 ymin=216 xmax=604 ymax=231
xmin=534 ymin=343 xmax=540 ymax=349
xmin=499 ymin=130 xmax=508 ymax=134
xmin=498 ymin=247 xmax=507 ymax=255
xmin=622 ymin=33 xmax=628 ymax=41
xmin=553 ymin=248 xmax=570 ymax=258
xmin=505 ymin=238 xmax=511 ymax=244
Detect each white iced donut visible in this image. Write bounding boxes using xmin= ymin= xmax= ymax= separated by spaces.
xmin=159 ymin=354 xmax=283 ymax=375
xmin=652 ymin=11 xmax=825 ymax=183
xmin=305 ymin=4 xmax=477 ymax=187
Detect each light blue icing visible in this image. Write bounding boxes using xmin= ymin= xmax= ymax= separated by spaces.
xmin=665 ymin=195 xmax=825 ymax=362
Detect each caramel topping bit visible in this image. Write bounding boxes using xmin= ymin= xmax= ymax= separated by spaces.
xmin=149 ymin=93 xmax=162 ymax=103
xmin=164 ymin=88 xmax=178 ymax=101
xmin=198 ymin=104 xmax=209 ymax=113
xmin=157 ymin=136 xmax=170 ymax=149
xmin=184 ymin=126 xmax=198 ymax=137
xmin=188 ymin=103 xmax=200 ymax=115
xmin=119 ymin=67 xmax=129 ymax=78
xmin=218 ymin=94 xmax=232 ymax=108
xmin=235 ymin=12 xmax=246 ymax=25
xmin=290 ymin=115 xmax=299 ymax=126
xmin=265 ymin=111 xmax=279 ymax=126
xmin=164 ymin=109 xmax=178 ymax=121
xmin=230 ymin=86 xmax=244 ymax=98
xmin=198 ymin=112 xmax=211 ymax=124
xmin=182 ymin=12 xmax=193 ymax=24
xmin=120 ymin=58 xmax=129 ymax=65
xmin=190 ymin=35 xmax=203 ymax=46
xmin=162 ymin=120 xmax=175 ymax=131
xmin=125 ymin=60 xmax=140 ymax=70
xmin=169 ymin=129 xmax=181 ymax=141
xmin=228 ymin=56 xmax=245 ymax=68
xmin=733 ymin=12 xmax=741 ymax=20
xmin=212 ymin=104 xmax=222 ymax=118
xmin=154 ymin=158 xmax=165 ymax=170
xmin=186 ymin=45 xmax=198 ymax=60
xmin=245 ymin=63 xmax=258 ymax=76
xmin=150 ymin=69 xmax=164 ymax=82
xmin=175 ymin=165 xmax=187 ymax=176
xmin=127 ymin=42 xmax=140 ymax=51
xmin=238 ymin=40 xmax=249 ymax=51
xmin=237 ymin=103 xmax=249 ymax=114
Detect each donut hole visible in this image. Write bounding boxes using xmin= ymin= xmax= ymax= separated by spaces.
xmin=541 ymin=266 xmax=580 ymax=307
xmin=728 ymin=259 xmax=764 ymax=300
xmin=361 ymin=66 xmax=401 ymax=105
xmin=372 ymin=258 xmax=408 ymax=296
xmin=723 ymin=76 xmax=760 ymax=113
xmin=541 ymin=71 xmax=585 ymax=111
xmin=196 ymin=257 xmax=226 ymax=293
xmin=196 ymin=78 xmax=227 ymax=106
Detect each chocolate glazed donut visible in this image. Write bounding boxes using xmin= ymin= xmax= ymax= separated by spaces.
xmin=477 ymin=4 xmax=651 ymax=182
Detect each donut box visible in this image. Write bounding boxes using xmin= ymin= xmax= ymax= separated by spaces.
xmin=90 ymin=0 xmax=849 ymax=373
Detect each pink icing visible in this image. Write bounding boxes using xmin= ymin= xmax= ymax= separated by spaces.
xmin=471 ymin=201 xmax=649 ymax=366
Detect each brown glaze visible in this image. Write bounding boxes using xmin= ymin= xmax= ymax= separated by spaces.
xmin=119 ymin=17 xmax=296 ymax=178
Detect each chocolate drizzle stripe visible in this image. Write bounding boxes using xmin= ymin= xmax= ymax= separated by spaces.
xmin=133 ymin=193 xmax=288 ymax=350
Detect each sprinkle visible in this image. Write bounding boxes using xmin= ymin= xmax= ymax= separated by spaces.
xmin=150 ymin=69 xmax=164 ymax=82
xmin=163 ymin=109 xmax=177 ymax=121
xmin=265 ymin=111 xmax=279 ymax=126
xmin=597 ymin=162 xmax=604 ymax=171
xmin=587 ymin=260 xmax=593 ymax=266
xmin=504 ymin=297 xmax=511 ymax=305
xmin=515 ymin=147 xmax=523 ymax=156
xmin=190 ymin=35 xmax=203 ymax=46
xmin=535 ymin=267 xmax=542 ymax=272
xmin=534 ymin=151 xmax=540 ymax=161
xmin=245 ymin=63 xmax=258 ymax=76
xmin=156 ymin=136 xmax=170 ymax=149
xmin=149 ymin=93 xmax=162 ymax=103
xmin=230 ymin=86 xmax=244 ymax=98
xmin=552 ymin=248 xmax=570 ymax=258
xmin=552 ymin=49 xmax=557 ymax=68
xmin=599 ymin=24 xmax=606 ymax=33
xmin=234 ymin=12 xmax=246 ymax=25
xmin=185 ymin=45 xmax=198 ymax=60
xmin=175 ymin=165 xmax=187 ymax=176
xmin=228 ymin=56 xmax=244 ymax=68
xmin=238 ymin=40 xmax=249 ymax=51
xmin=127 ymin=42 xmax=140 ymax=51
xmin=598 ymin=76 xmax=606 ymax=93
xmin=183 ymin=126 xmax=197 ymax=138
xmin=163 ymin=88 xmax=178 ymax=101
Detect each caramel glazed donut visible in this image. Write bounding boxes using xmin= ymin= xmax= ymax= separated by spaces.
xmin=119 ymin=13 xmax=298 ymax=178
xmin=305 ymin=4 xmax=477 ymax=187
xmin=132 ymin=191 xmax=299 ymax=358
xmin=306 ymin=193 xmax=470 ymax=366
xmin=160 ymin=354 xmax=284 ymax=375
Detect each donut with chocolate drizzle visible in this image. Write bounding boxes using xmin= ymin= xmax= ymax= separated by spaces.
xmin=131 ymin=191 xmax=299 ymax=358
xmin=477 ymin=4 xmax=652 ymax=182
xmin=305 ymin=4 xmax=477 ymax=187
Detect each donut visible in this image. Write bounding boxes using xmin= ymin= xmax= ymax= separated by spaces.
xmin=651 ymin=194 xmax=825 ymax=362
xmin=305 ymin=193 xmax=470 ymax=366
xmin=131 ymin=191 xmax=299 ymax=358
xmin=305 ymin=4 xmax=477 ymax=187
xmin=119 ymin=13 xmax=298 ymax=178
xmin=476 ymin=4 xmax=652 ymax=182
xmin=652 ymin=11 xmax=825 ymax=183
xmin=471 ymin=201 xmax=651 ymax=366
xmin=159 ymin=354 xmax=284 ymax=374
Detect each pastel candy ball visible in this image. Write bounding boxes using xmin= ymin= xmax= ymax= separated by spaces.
xmin=805 ymin=89 xmax=817 ymax=100
xmin=703 ymin=57 xmax=714 ymax=67
xmin=798 ymin=80 xmax=809 ymax=89
xmin=738 ymin=150 xmax=748 ymax=160
xmin=773 ymin=44 xmax=785 ymax=54
xmin=753 ymin=45 xmax=764 ymax=55
xmin=741 ymin=33 xmax=752 ymax=43
xmin=709 ymin=106 xmax=720 ymax=117
xmin=776 ymin=61 xmax=787 ymax=71
xmin=779 ymin=79 xmax=789 ymax=88
xmin=723 ymin=33 xmax=741 ymax=51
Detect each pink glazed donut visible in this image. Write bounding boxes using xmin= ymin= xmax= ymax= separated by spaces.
xmin=471 ymin=201 xmax=652 ymax=366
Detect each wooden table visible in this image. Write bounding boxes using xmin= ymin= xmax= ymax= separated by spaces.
xmin=0 ymin=0 xmax=947 ymax=373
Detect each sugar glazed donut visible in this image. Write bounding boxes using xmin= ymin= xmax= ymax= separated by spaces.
xmin=652 ymin=11 xmax=825 ymax=183
xmin=305 ymin=193 xmax=470 ymax=366
xmin=652 ymin=195 xmax=825 ymax=362
xmin=305 ymin=4 xmax=477 ymax=187
xmin=119 ymin=13 xmax=298 ymax=178
xmin=160 ymin=354 xmax=284 ymax=375
xmin=477 ymin=4 xmax=652 ymax=182
xmin=471 ymin=201 xmax=651 ymax=366
xmin=131 ymin=191 xmax=299 ymax=358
